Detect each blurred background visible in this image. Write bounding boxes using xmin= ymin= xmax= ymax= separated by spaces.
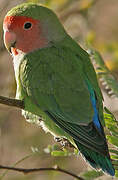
xmin=0 ymin=0 xmax=118 ymax=179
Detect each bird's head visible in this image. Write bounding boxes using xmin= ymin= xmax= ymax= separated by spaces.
xmin=3 ymin=3 xmax=66 ymax=56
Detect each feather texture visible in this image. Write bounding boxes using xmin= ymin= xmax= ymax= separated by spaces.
xmin=19 ymin=36 xmax=114 ymax=175
xmin=4 ymin=3 xmax=115 ymax=176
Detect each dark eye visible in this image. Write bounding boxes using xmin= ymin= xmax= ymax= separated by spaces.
xmin=24 ymin=22 xmax=32 ymax=30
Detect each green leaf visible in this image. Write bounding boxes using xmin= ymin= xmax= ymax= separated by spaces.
xmin=115 ymin=170 xmax=118 ymax=177
xmin=44 ymin=144 xmax=62 ymax=154
xmin=112 ymin=160 xmax=118 ymax=165
xmin=52 ymin=144 xmax=60 ymax=151
xmin=51 ymin=150 xmax=68 ymax=156
xmin=104 ymin=108 xmax=118 ymax=140
xmin=109 ymin=149 xmax=118 ymax=155
xmin=82 ymin=170 xmax=103 ymax=180
xmin=111 ymin=155 xmax=118 ymax=160
xmin=74 ymin=148 xmax=79 ymax=155
xmin=107 ymin=136 xmax=118 ymax=147
xmin=88 ymin=49 xmax=118 ymax=97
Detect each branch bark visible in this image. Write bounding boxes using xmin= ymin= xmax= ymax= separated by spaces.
xmin=0 ymin=96 xmax=24 ymax=109
xmin=0 ymin=165 xmax=84 ymax=180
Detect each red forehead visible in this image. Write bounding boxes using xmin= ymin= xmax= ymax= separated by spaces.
xmin=4 ymin=16 xmax=38 ymax=30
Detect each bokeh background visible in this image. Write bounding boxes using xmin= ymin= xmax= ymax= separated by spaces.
xmin=0 ymin=0 xmax=118 ymax=179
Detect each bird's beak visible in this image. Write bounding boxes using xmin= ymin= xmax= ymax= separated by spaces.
xmin=4 ymin=30 xmax=16 ymax=54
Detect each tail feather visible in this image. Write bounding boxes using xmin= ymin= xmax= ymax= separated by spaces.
xmin=74 ymin=140 xmax=115 ymax=176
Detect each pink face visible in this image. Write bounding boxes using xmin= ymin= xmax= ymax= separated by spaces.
xmin=3 ymin=16 xmax=47 ymax=55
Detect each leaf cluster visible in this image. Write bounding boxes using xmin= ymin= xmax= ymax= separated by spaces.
xmin=89 ymin=49 xmax=118 ymax=177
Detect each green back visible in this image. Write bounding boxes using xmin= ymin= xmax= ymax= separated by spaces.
xmin=19 ymin=35 xmax=103 ymax=125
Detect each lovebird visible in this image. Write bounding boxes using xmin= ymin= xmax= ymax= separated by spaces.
xmin=3 ymin=3 xmax=115 ymax=176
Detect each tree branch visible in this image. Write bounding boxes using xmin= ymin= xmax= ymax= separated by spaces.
xmin=0 ymin=165 xmax=84 ymax=180
xmin=0 ymin=96 xmax=24 ymax=109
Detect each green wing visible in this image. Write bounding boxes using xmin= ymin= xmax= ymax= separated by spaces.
xmin=20 ymin=44 xmax=94 ymax=125
xmin=61 ymin=35 xmax=104 ymax=125
xmin=20 ymin=39 xmax=107 ymax=154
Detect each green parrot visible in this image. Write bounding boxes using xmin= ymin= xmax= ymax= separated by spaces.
xmin=3 ymin=3 xmax=115 ymax=176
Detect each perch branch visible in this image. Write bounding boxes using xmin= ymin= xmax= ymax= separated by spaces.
xmin=0 ymin=165 xmax=84 ymax=180
xmin=0 ymin=96 xmax=24 ymax=109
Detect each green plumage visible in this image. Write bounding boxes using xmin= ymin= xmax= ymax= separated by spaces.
xmin=19 ymin=36 xmax=114 ymax=175
xmin=4 ymin=3 xmax=115 ymax=176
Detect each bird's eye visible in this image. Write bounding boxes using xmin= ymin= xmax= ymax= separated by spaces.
xmin=24 ymin=22 xmax=32 ymax=30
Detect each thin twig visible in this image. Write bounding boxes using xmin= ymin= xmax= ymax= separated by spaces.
xmin=0 ymin=153 xmax=34 ymax=179
xmin=0 ymin=165 xmax=84 ymax=180
xmin=0 ymin=96 xmax=24 ymax=109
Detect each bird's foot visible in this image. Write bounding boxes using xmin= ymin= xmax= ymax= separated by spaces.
xmin=60 ymin=138 xmax=74 ymax=148
xmin=54 ymin=137 xmax=63 ymax=143
xmin=54 ymin=137 xmax=74 ymax=148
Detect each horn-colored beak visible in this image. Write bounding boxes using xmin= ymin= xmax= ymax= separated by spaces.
xmin=4 ymin=30 xmax=16 ymax=53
